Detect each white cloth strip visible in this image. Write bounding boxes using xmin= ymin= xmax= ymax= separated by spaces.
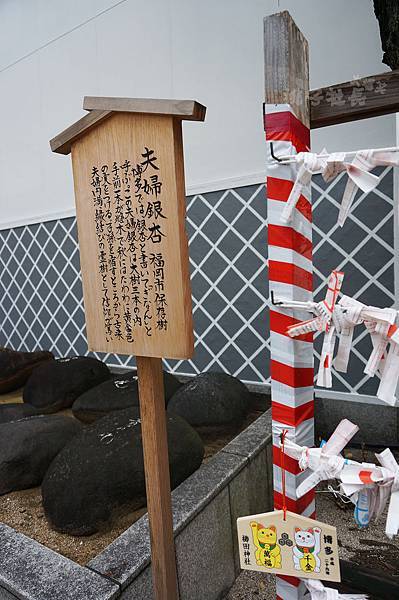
xmin=273 ymin=465 xmax=310 ymax=499
xmin=269 ymin=280 xmax=313 ymax=304
xmin=376 ymin=448 xmax=399 ymax=538
xmin=270 ymin=331 xmax=314 ymax=369
xmin=268 ymin=198 xmax=312 ymax=242
xmin=301 ymin=498 xmax=316 ymax=518
xmin=280 ymin=151 xmax=326 ymax=223
xmin=276 ymin=576 xmax=302 ymax=599
xmin=303 ymin=579 xmax=368 ymax=600
xmin=265 ymin=103 xmax=298 ymax=117
xmin=272 ymin=418 xmax=314 ymax=449
xmin=377 ymin=343 xmax=399 ymax=406
xmin=271 ymin=381 xmax=313 ymax=409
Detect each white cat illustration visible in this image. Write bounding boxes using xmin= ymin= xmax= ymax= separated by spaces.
xmin=292 ymin=527 xmax=321 ymax=573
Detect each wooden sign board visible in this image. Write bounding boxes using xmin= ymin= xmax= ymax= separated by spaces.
xmin=237 ymin=510 xmax=341 ymax=582
xmin=70 ymin=112 xmax=193 ymax=359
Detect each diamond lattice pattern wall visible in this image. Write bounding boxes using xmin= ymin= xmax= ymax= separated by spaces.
xmin=0 ymin=168 xmax=394 ymax=395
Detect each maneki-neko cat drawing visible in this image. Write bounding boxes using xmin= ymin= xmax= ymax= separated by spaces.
xmin=250 ymin=522 xmax=281 ymax=568
xmin=292 ymin=526 xmax=321 ymax=573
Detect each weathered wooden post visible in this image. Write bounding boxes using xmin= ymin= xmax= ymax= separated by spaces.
xmin=264 ymin=12 xmax=313 ymax=600
xmin=50 ymin=97 xmax=206 ymax=600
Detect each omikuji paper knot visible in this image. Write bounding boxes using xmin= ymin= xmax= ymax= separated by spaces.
xmin=277 ymin=271 xmax=344 ymax=386
xmin=283 ymin=420 xmax=359 ymax=499
xmin=303 ymin=578 xmax=368 ymax=600
xmin=289 ymin=419 xmax=399 ymax=538
xmin=375 ymin=448 xmax=399 ymax=538
xmin=278 ymin=269 xmax=399 ymax=404
xmin=278 ymin=147 xmax=399 ymax=226
xmin=280 ymin=151 xmax=327 ymax=223
xmin=339 ymin=457 xmax=398 ymax=538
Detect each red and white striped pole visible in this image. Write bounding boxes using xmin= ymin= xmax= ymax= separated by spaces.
xmin=265 ymin=102 xmax=314 ymax=600
xmin=264 ymin=12 xmax=313 ymax=599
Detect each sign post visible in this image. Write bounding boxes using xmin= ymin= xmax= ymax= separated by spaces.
xmin=50 ymin=97 xmax=206 ymax=599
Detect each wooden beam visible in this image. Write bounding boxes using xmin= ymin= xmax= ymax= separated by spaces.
xmin=136 ymin=356 xmax=178 ymax=600
xmin=264 ymin=11 xmax=309 ymax=127
xmin=310 ymin=69 xmax=399 ymax=129
xmin=50 ymin=110 xmax=113 ymax=155
xmin=83 ymin=97 xmax=206 ymax=121
xmin=50 ymin=98 xmax=206 ymax=155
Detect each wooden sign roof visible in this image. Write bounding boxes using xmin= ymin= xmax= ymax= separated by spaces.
xmin=50 ymin=97 xmax=206 ymax=155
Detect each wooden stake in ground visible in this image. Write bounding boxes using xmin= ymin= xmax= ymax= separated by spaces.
xmin=264 ymin=12 xmax=313 ymax=600
xmin=50 ymin=98 xmax=206 ymax=600
xmin=136 ymin=355 xmax=178 ymax=598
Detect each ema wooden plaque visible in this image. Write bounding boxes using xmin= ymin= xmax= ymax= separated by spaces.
xmin=70 ymin=112 xmax=194 ymax=359
xmin=237 ymin=510 xmax=341 ymax=582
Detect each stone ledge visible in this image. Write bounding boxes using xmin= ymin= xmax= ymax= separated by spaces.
xmin=89 ymin=450 xmax=246 ymax=587
xmin=0 ymin=524 xmax=120 ymax=600
xmin=222 ymin=410 xmax=272 ymax=459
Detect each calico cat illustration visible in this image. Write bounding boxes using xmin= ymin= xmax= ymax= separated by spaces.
xmin=292 ymin=527 xmax=321 ymax=573
xmin=250 ymin=522 xmax=281 ymax=568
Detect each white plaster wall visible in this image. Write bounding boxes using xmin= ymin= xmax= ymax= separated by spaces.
xmin=0 ymin=0 xmax=393 ymax=229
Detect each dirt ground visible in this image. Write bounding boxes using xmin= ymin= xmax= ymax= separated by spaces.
xmin=0 ymin=388 xmax=263 ymax=565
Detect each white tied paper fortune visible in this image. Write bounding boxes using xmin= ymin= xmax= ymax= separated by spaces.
xmin=284 ymin=419 xmax=359 ymax=498
xmin=303 ymin=579 xmax=368 ymax=600
xmin=274 ymin=269 xmax=399 ymax=406
xmin=334 ymin=295 xmax=399 ymax=406
xmin=280 ymin=151 xmax=327 ymax=223
xmin=283 ymin=419 xmax=399 ymax=539
xmin=302 ymin=579 xmax=368 ymax=600
xmin=279 ymin=148 xmax=399 ymax=225
xmin=275 ymin=270 xmax=344 ymax=389
xmin=340 ymin=448 xmax=399 ymax=539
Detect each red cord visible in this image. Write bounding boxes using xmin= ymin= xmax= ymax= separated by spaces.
xmin=280 ymin=429 xmax=288 ymax=521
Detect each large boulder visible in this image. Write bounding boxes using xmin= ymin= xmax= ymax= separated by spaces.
xmin=167 ymin=372 xmax=251 ymax=427
xmin=42 ymin=408 xmax=204 ymax=535
xmin=0 ymin=403 xmax=42 ymax=424
xmin=0 ymin=348 xmax=54 ymax=394
xmin=0 ymin=415 xmax=82 ymax=495
xmin=23 ymin=357 xmax=111 ymax=413
xmin=72 ymin=370 xmax=183 ymax=423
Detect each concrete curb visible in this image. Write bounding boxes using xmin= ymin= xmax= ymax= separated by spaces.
xmin=0 ymin=410 xmax=273 ymax=600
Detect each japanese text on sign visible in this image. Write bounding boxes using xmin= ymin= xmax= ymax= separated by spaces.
xmin=91 ymin=147 xmax=168 ymax=343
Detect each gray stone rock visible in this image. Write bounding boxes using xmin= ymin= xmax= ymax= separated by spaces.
xmin=42 ymin=408 xmax=204 ymax=535
xmin=72 ymin=370 xmax=182 ymax=423
xmin=167 ymin=372 xmax=251 ymax=427
xmin=23 ymin=356 xmax=111 ymax=413
xmin=0 ymin=347 xmax=54 ymax=394
xmin=0 ymin=402 xmax=43 ymax=424
xmin=0 ymin=415 xmax=82 ymax=495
